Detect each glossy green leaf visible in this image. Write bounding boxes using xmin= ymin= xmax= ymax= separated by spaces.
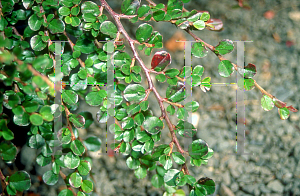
xmin=126 ymin=156 xmax=140 ymax=169
xmin=278 ymin=107 xmax=290 ymax=120
xmin=218 ymin=60 xmax=234 ymax=77
xmin=164 ymin=169 xmax=180 ymax=187
xmin=261 ymin=95 xmax=274 ymax=111
xmin=200 ymin=77 xmax=211 ymax=92
xmin=188 ymin=139 xmax=208 ymax=159
xmin=64 ymin=152 xmax=80 ymax=169
xmin=78 ymin=160 xmax=91 ymax=176
xmin=166 ymin=82 xmax=186 ymax=103
xmin=70 ymin=139 xmax=85 ymax=156
xmin=81 ymin=1 xmax=100 ymax=16
xmin=29 ymin=114 xmax=43 ymax=126
xmin=48 ymin=19 xmax=65 ymax=34
xmin=134 ymin=113 xmax=145 ymax=126
xmin=167 ymin=105 xmax=176 ymax=115
xmin=9 ymin=171 xmax=31 ymax=191
xmin=143 ymin=116 xmax=164 ymax=135
xmin=136 ymin=23 xmax=153 ymax=43
xmin=159 ymin=155 xmax=172 ymax=170
xmin=138 ymin=5 xmax=150 ymax=17
xmin=39 ymin=105 xmax=54 ymax=121
xmin=193 ymin=65 xmax=204 ymax=76
xmin=30 ymin=35 xmax=47 ymax=51
xmin=123 ymin=84 xmax=146 ymax=103
xmin=28 ymin=14 xmax=42 ymax=31
xmin=22 ymin=101 xmax=38 ymax=113
xmin=134 ymin=165 xmax=147 ymax=179
xmin=121 ymin=0 xmax=139 ymax=15
xmin=165 ymin=68 xmax=179 ymax=78
xmin=238 ymin=63 xmax=257 ymax=79
xmin=215 ymin=39 xmax=234 ymax=55
xmin=195 ymin=177 xmax=215 ymax=195
xmin=69 ymin=114 xmax=85 ymax=128
xmin=237 ymin=78 xmax=255 ymax=91
xmin=191 ymin=42 xmax=208 ymax=58
xmin=100 ymin=21 xmax=118 ymax=38
xmin=58 ymin=6 xmax=70 ymax=16
xmin=81 ymin=180 xmax=93 ymax=193
xmin=85 ymin=91 xmax=103 ymax=106
xmin=69 ymin=172 xmax=82 ymax=188
xmin=185 ymin=101 xmax=199 ymax=112
xmin=0 ymin=141 xmax=17 ymax=161
xmin=58 ymin=189 xmax=73 ymax=196
xmin=42 ymin=170 xmax=58 ymax=185
xmin=62 ymin=90 xmax=78 ymax=105
xmin=193 ymin=20 xmax=205 ymax=30
xmin=83 ymin=136 xmax=101 ymax=152
xmin=28 ymin=134 xmax=45 ymax=149
xmin=153 ymin=10 xmax=165 ymax=21
xmin=156 ymin=74 xmax=166 ymax=82
xmin=172 ymin=152 xmax=185 ymax=165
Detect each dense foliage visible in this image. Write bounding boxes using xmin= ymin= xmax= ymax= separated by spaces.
xmin=0 ymin=0 xmax=297 ymax=195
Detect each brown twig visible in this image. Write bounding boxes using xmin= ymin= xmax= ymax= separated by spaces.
xmin=100 ymin=0 xmax=189 ymax=175
xmin=63 ymin=104 xmax=76 ymax=141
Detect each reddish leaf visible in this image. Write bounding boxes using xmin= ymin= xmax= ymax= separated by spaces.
xmin=273 ymin=98 xmax=287 ymax=109
xmin=206 ymin=18 xmax=223 ymax=31
xmin=151 ymin=51 xmax=171 ymax=71
xmin=287 ymin=105 xmax=298 ymax=112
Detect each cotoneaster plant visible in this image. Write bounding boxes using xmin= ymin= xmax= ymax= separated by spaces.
xmin=0 ymin=0 xmax=298 ymax=196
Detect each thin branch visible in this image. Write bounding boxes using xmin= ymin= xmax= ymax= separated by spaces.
xmin=27 ymin=64 xmax=54 ymax=89
xmin=101 ymin=0 xmax=189 ymax=176
xmin=163 ymin=98 xmax=184 ymax=108
xmin=63 ymin=104 xmax=76 ymax=141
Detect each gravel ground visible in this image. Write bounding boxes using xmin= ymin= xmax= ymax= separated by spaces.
xmin=9 ymin=0 xmax=300 ymax=196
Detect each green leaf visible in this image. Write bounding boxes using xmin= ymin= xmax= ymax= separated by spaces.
xmin=69 ymin=172 xmax=82 ymax=188
xmin=83 ymin=136 xmax=101 ymax=152
xmin=48 ymin=19 xmax=65 ymax=34
xmin=39 ymin=105 xmax=53 ymax=121
xmin=195 ymin=177 xmax=215 ymax=195
xmin=69 ymin=114 xmax=85 ymax=128
xmin=78 ymin=160 xmax=91 ymax=176
xmin=175 ymin=120 xmax=197 ymax=137
xmin=13 ymin=112 xmax=30 ymax=126
xmin=159 ymin=155 xmax=172 ymax=170
xmin=42 ymin=170 xmax=59 ymax=185
xmin=191 ymin=42 xmax=208 ymax=58
xmin=261 ymin=95 xmax=274 ymax=111
xmin=188 ymin=139 xmax=208 ymax=159
xmin=136 ymin=23 xmax=153 ymax=43
xmin=29 ymin=114 xmax=43 ymax=126
xmin=64 ymin=152 xmax=80 ymax=169
xmin=136 ymin=128 xmax=151 ymax=143
xmin=134 ymin=113 xmax=145 ymax=126
xmin=151 ymin=174 xmax=164 ymax=188
xmin=134 ymin=165 xmax=147 ymax=179
xmin=164 ymin=169 xmax=180 ymax=187
xmin=121 ymin=0 xmax=139 ymax=15
xmin=6 ymin=184 xmax=16 ymax=195
xmin=81 ymin=1 xmax=100 ymax=16
xmin=58 ymin=189 xmax=73 ymax=196
xmin=30 ymin=35 xmax=47 ymax=51
xmin=9 ymin=171 xmax=31 ymax=192
xmin=81 ymin=180 xmax=93 ymax=193
xmin=70 ymin=139 xmax=85 ymax=156
xmin=100 ymin=21 xmax=118 ymax=38
xmin=215 ymin=39 xmax=234 ymax=55
xmin=58 ymin=7 xmax=70 ymax=16
xmin=200 ymin=12 xmax=210 ymax=21
xmin=85 ymin=91 xmax=103 ymax=106
xmin=193 ymin=65 xmax=204 ymax=76
xmin=172 ymin=152 xmax=185 ymax=165
xmin=200 ymin=77 xmax=211 ymax=92
xmin=166 ymin=82 xmax=186 ymax=103
xmin=126 ymin=156 xmax=140 ymax=169
xmin=74 ymin=38 xmax=95 ymax=54
xmin=143 ymin=116 xmax=163 ymax=135
xmin=238 ymin=63 xmax=257 ymax=79
xmin=28 ymin=14 xmax=42 ymax=31
xmin=165 ymin=68 xmax=179 ymax=78
xmin=28 ymin=134 xmax=45 ymax=149
xmin=138 ymin=5 xmax=150 ymax=17
xmin=193 ymin=20 xmax=205 ymax=30
xmin=153 ymin=10 xmax=165 ymax=21
xmin=0 ymin=141 xmax=17 ymax=161
xmin=218 ymin=60 xmax=234 ymax=77
xmin=62 ymin=90 xmax=78 ymax=105
xmin=156 ymin=74 xmax=166 ymax=82
xmin=185 ymin=101 xmax=199 ymax=112
xmin=22 ymin=101 xmax=39 ymax=113
xmin=123 ymin=84 xmax=146 ymax=103
xmin=237 ymin=78 xmax=255 ymax=91
xmin=71 ymin=6 xmax=80 ymax=16
xmin=140 ymin=101 xmax=149 ymax=111
xmin=278 ymin=107 xmax=290 ymax=120
xmin=167 ymin=105 xmax=176 ymax=115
